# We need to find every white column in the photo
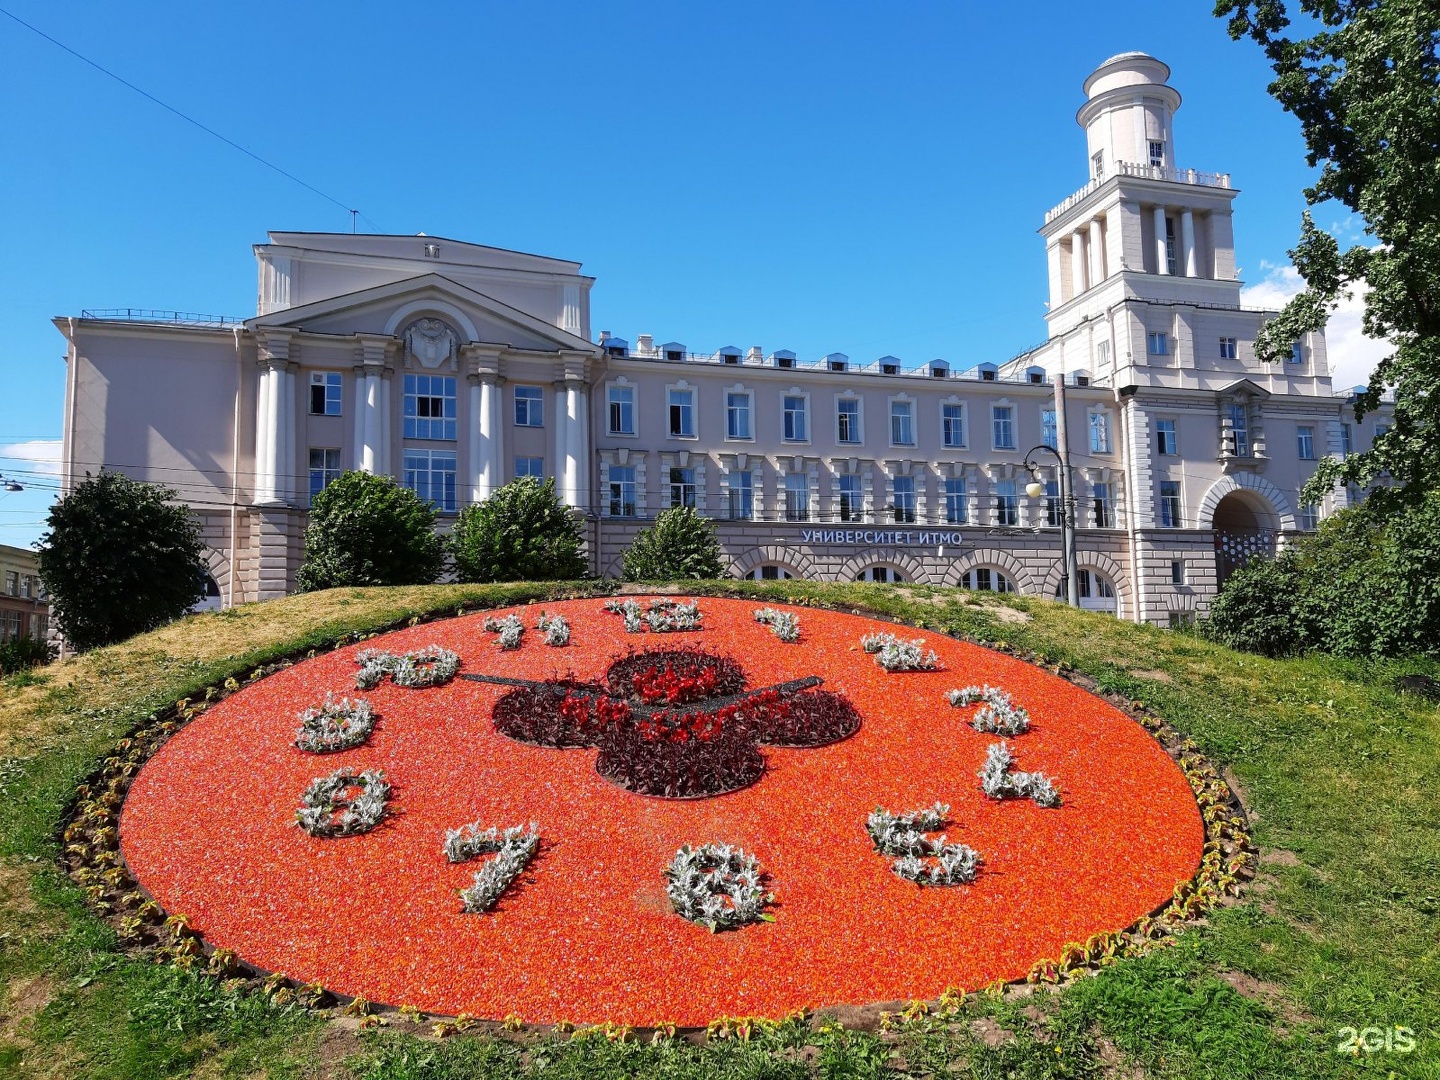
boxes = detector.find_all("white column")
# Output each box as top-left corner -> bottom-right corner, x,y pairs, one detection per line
1070,229 -> 1088,296
378,374 -> 391,476
352,369 -> 367,471
468,377 -> 485,503
1087,217 -> 1105,285
253,365 -> 276,503
278,365 -> 295,503
553,382 -> 570,501
360,372 -> 380,473
490,380 -> 505,488
1181,209 -> 1197,278
1153,205 -> 1170,274
575,386 -> 590,512
564,383 -> 581,506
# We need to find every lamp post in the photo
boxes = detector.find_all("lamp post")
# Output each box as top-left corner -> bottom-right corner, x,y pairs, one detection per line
1023,374 -> 1080,607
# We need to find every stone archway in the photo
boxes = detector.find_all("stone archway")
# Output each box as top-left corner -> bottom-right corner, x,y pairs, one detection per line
1198,474 -> 1292,586
941,548 -> 1037,595
836,548 -> 933,585
729,545 -> 819,581
1040,549 -> 1131,619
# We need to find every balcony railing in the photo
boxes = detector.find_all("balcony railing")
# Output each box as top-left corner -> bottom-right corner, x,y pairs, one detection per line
79,308 -> 243,327
1044,161 -> 1233,223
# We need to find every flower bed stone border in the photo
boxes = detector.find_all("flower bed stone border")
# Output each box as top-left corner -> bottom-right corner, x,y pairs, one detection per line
296,767 -> 391,837
294,693 -> 376,753
664,842 -> 774,932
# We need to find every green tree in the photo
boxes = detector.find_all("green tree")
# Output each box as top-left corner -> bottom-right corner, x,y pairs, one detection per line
621,506 -> 727,582
1216,0 -> 1440,509
296,471 -> 443,591
1202,552 -> 1307,657
37,472 -> 206,651
448,476 -> 588,583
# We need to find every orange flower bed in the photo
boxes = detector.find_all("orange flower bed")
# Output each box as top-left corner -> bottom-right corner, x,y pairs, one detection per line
119,598 -> 1202,1025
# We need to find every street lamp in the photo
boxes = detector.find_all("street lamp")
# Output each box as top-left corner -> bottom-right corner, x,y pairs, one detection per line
1022,444 -> 1079,607
0,474 -> 23,493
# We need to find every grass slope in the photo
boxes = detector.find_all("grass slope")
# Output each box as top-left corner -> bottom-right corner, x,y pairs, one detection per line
0,581 -> 1436,1079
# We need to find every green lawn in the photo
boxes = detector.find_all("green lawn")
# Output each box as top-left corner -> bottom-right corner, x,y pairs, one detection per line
1,580 -> 1436,1079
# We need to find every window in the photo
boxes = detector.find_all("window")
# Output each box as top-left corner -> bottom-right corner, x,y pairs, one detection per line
855,566 -> 902,583
995,479 -> 1018,526
1299,504 -> 1320,530
1041,408 -> 1057,450
3,571 -> 16,596
1089,410 -> 1112,454
1171,560 -> 1185,585
403,449 -> 457,512
309,372 -> 342,416
1149,140 -> 1166,168
1,611 -> 19,642
308,448 -> 341,504
668,388 -> 695,437
1044,480 -> 1061,527
889,400 -> 914,446
746,566 -> 794,581
837,399 -> 861,444
783,395 -> 808,442
942,404 -> 965,448
992,405 -> 1016,450
1297,425 -> 1315,460
1165,216 -> 1177,275
728,471 -> 755,520
608,465 -> 636,517
1156,419 -> 1177,456
726,392 -> 752,440
1092,150 -> 1105,179
669,466 -> 697,509
944,478 -> 968,524
892,476 -> 917,523
784,474 -> 809,521
1167,612 -> 1195,630
515,456 -> 544,478
1219,338 -> 1238,360
1228,403 -> 1250,457
1289,342 -> 1304,364
403,374 -> 457,440
1340,422 -> 1353,457
962,568 -> 1014,593
514,385 -> 544,428
1159,480 -> 1181,528
1096,339 -> 1111,367
838,474 -> 863,522
607,385 -> 634,435
1375,423 -> 1392,441
1092,482 -> 1114,528
1148,331 -> 1169,356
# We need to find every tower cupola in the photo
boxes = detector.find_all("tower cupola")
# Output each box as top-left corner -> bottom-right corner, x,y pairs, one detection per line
1078,52 -> 1181,182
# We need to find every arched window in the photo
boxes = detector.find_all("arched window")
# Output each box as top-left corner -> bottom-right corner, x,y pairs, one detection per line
190,573 -> 223,613
1055,569 -> 1118,615
855,566 -> 903,583
745,566 -> 794,581
960,567 -> 1014,593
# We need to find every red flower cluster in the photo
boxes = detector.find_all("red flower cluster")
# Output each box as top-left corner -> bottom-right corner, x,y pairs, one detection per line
630,661 -> 722,706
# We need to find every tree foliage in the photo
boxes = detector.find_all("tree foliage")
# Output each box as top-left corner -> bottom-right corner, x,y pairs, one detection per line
448,477 -> 588,583
1216,0 -> 1440,508
620,506 -> 727,582
296,471 -> 444,591
37,472 -> 206,651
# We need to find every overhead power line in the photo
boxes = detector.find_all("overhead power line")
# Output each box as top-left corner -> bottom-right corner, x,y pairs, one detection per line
0,5 -> 380,231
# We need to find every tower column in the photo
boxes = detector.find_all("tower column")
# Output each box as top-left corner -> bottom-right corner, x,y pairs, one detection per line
1153,205 -> 1170,274
1087,217 -> 1105,284
278,362 -> 296,502
253,362 -> 277,504
468,374 -> 485,504
1070,228 -> 1088,295
1181,209 -> 1197,277
553,380 -> 570,501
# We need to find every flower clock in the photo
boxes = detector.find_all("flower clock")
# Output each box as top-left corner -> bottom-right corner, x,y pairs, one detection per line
117,597 -> 1207,1026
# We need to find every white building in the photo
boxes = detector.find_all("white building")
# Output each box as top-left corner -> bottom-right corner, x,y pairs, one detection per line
54,53 -> 1388,624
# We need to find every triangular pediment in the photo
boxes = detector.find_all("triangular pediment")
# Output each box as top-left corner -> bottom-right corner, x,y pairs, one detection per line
245,273 -> 599,355
1217,378 -> 1271,399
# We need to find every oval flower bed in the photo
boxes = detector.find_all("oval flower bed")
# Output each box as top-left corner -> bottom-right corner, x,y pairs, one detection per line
117,597 -> 1204,1026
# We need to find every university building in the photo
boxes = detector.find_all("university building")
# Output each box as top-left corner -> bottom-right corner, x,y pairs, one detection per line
54,53 -> 1388,624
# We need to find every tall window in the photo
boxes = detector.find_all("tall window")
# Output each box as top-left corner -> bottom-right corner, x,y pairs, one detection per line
1297,425 -> 1315,460
944,478 -> 968,524
309,372 -> 342,416
1159,480 -> 1181,528
608,465 -> 636,516
838,474 -> 862,522
403,449 -> 457,511
1228,403 -> 1250,457
1045,479 -> 1061,527
1289,342 -> 1304,364
1149,140 -> 1166,168
1041,408 -> 1057,450
784,473 -> 809,521
403,374 -> 457,440
962,568 -> 1014,593
728,471 -> 755,520
514,386 -> 543,427
515,456 -> 544,478
668,388 -> 695,437
1092,150 -> 1105,179
308,448 -> 341,504
669,466 -> 697,508
891,476 -> 916,523
1340,423 -> 1353,457
1219,337 -> 1238,360
607,385 -> 634,434
1156,419 -> 1178,456
3,572 -> 15,596
1299,504 -> 1319,530
783,396 -> 808,441
726,392 -> 752,440
1089,410 -> 1111,454
1165,216 -> 1177,274
942,404 -> 965,448
1096,339 -> 1111,367
1092,482 -> 1114,528
1148,331 -> 1169,356
995,479 -> 1018,526
992,405 -> 1016,450
890,401 -> 914,446
837,399 -> 861,444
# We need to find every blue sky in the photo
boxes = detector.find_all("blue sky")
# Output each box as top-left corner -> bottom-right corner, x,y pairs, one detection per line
0,1 -> 1380,547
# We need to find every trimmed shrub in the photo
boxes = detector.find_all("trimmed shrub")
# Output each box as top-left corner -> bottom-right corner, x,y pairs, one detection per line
1201,553 -> 1306,658
621,506 -> 726,581
296,471 -> 443,591
448,477 -> 587,584
0,635 -> 56,675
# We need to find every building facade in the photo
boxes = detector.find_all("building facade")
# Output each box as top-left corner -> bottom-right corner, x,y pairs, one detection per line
55,53 -> 1388,624
0,544 -> 49,644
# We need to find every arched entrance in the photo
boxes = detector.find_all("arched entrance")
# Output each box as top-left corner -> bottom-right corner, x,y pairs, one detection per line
1212,490 -> 1278,585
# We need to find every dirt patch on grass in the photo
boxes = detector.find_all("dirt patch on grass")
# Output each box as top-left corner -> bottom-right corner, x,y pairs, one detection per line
968,1016 -> 1015,1047
1261,848 -> 1302,869
1219,970 -> 1311,1030
1129,669 -> 1174,684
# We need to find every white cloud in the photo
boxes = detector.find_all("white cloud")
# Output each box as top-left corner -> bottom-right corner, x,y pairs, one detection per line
0,439 -> 64,478
1241,261 -> 1393,392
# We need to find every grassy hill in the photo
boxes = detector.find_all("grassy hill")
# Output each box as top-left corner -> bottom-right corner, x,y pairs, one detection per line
1,580 -> 1436,1079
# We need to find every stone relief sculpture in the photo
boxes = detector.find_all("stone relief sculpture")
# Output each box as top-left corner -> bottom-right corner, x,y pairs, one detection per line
403,318 -> 459,369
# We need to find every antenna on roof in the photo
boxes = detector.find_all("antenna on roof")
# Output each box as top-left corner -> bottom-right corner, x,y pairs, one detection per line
350,210 -> 358,233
